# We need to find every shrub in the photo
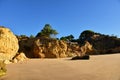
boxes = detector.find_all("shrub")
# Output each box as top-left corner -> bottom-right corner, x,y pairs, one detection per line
0,61 -> 7,77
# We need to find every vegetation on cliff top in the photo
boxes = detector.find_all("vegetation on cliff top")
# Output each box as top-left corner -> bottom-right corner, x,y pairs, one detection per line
36,24 -> 58,38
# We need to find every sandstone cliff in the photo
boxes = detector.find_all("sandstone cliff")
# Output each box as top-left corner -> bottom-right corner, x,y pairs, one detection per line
0,27 -> 19,60
18,36 -> 93,58
79,30 -> 120,54
18,37 -> 68,58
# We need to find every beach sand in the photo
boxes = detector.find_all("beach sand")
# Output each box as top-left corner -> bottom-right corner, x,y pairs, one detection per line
1,54 -> 120,80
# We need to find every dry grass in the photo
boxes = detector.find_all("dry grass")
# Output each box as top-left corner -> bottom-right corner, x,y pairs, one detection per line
0,61 -> 7,77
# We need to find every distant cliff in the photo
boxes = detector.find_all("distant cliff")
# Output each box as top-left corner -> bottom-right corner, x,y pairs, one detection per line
78,30 -> 120,54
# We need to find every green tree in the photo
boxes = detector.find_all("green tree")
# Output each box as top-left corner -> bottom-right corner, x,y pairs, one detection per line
79,30 -> 95,44
60,34 -> 74,41
36,24 -> 58,38
66,34 -> 74,41
29,35 -> 35,38
19,35 -> 28,38
60,37 -> 67,41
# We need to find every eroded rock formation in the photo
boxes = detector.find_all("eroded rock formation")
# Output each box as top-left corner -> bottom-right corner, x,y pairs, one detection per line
18,36 -> 93,58
0,27 -> 19,60
12,52 -> 28,63
19,37 -> 68,58
80,41 -> 93,56
34,38 -> 68,58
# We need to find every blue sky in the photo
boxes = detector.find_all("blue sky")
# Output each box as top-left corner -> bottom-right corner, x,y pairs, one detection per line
0,0 -> 120,39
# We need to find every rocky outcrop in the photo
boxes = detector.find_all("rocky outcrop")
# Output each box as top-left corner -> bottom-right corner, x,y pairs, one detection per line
89,35 -> 120,54
67,41 -> 93,56
66,42 -> 81,57
70,41 -> 93,60
18,36 -> 93,58
79,41 -> 93,55
19,37 -> 68,58
0,27 -> 19,60
33,38 -> 68,58
12,52 -> 28,63
79,30 -> 120,54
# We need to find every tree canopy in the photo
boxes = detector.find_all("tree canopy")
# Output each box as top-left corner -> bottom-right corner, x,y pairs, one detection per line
78,30 -> 95,44
60,34 -> 74,41
36,24 -> 58,38
79,30 -> 95,40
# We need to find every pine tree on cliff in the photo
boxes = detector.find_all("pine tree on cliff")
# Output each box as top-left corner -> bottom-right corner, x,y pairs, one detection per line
36,24 -> 58,38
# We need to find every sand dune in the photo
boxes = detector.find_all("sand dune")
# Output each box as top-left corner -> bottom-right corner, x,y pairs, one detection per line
1,54 -> 120,80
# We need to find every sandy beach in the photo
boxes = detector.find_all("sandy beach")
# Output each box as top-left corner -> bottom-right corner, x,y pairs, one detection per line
1,53 -> 120,80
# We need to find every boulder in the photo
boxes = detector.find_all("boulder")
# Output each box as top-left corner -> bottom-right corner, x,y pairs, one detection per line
0,27 -> 19,60
12,52 -> 28,63
71,55 -> 90,60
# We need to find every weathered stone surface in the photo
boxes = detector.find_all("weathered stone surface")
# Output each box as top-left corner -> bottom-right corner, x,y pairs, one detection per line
66,43 -> 81,57
19,37 -> 68,58
71,41 -> 92,60
18,37 -> 93,58
80,41 -> 93,56
32,38 -> 68,58
0,27 -> 19,60
12,52 -> 28,63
